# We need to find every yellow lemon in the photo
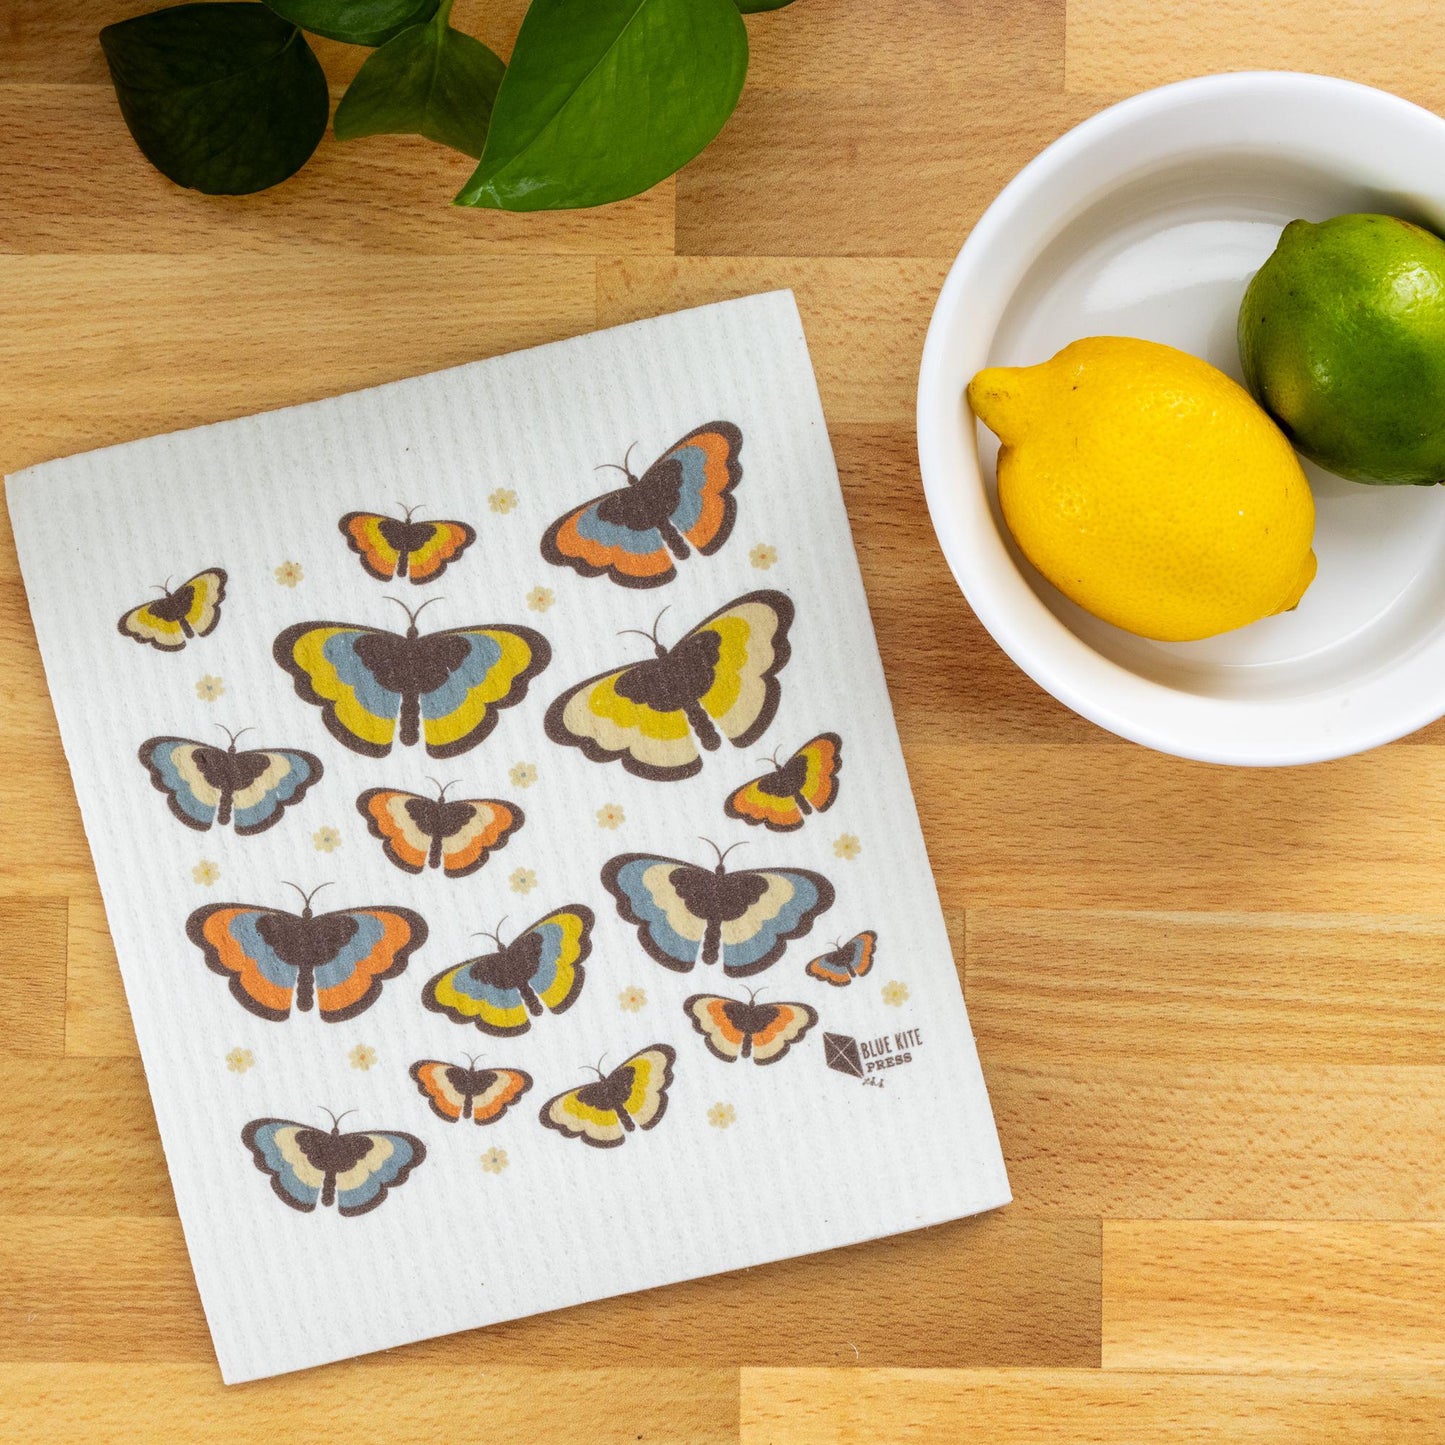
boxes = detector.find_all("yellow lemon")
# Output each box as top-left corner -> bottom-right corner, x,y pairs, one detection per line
967,337 -> 1317,643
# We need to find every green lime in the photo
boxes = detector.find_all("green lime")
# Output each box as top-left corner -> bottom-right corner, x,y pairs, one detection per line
1239,213 -> 1445,485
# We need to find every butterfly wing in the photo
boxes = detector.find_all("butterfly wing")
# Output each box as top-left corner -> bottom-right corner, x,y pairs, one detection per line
228,748 -> 323,835
241,1119 -> 324,1211
117,568 -> 227,650
718,868 -> 835,978
402,521 -> 476,583
340,513 -> 404,581
659,422 -> 743,553
410,1060 -> 467,1121
435,800 -> 524,876
333,1130 -> 426,1216
357,789 -> 432,873
806,952 -> 855,986
418,626 -> 552,759
310,907 -> 428,1021
187,906 -> 298,1019
138,737 -> 223,830
539,1045 -> 675,1148
744,1001 -> 819,1064
545,662 -> 703,782
724,776 -> 805,832
848,930 -> 877,979
274,623 -> 402,757
542,488 -> 676,588
688,590 -> 794,746
602,855 -> 709,971
795,733 -> 843,811
470,1068 -> 533,1124
684,994 -> 747,1061
806,932 -> 874,986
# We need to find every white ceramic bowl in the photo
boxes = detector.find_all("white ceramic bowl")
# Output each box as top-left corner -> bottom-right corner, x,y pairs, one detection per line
918,72 -> 1445,765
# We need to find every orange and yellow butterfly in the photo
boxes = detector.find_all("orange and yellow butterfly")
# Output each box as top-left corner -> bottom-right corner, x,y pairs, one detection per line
684,990 -> 818,1066
117,568 -> 226,651
805,931 -> 877,987
545,591 -> 793,782
409,1057 -> 532,1125
357,780 -> 523,877
539,1045 -> 676,1149
725,733 -> 842,833
339,507 -> 475,585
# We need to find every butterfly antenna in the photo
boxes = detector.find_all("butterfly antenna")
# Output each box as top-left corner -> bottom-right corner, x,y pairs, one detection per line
215,724 -> 254,750
283,881 -> 333,912
699,838 -> 747,868
150,578 -> 173,597
594,461 -> 631,478
584,1053 -> 609,1081
425,776 -> 462,801
464,1054 -> 480,1071
398,501 -> 423,521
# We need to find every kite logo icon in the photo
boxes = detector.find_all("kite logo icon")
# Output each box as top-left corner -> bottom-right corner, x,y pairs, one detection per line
824,1032 -> 864,1079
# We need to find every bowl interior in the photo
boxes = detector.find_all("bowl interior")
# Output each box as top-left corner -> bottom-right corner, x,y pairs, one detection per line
979,150 -> 1445,702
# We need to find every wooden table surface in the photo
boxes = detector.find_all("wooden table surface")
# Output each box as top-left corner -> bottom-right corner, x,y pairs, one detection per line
6,1 -> 1445,1439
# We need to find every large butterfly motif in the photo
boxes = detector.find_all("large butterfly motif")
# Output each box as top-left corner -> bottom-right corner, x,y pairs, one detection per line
602,843 -> 833,977
274,599 -> 550,760
339,507 -> 475,585
806,932 -> 877,987
725,733 -> 842,833
542,423 -> 742,589
422,907 -> 593,1036
138,727 -> 322,836
357,780 -> 523,877
409,1058 -> 533,1125
684,990 -> 818,1066
539,1045 -> 676,1149
545,591 -> 793,783
117,568 -> 227,651
242,1112 -> 424,1216
187,884 -> 427,1022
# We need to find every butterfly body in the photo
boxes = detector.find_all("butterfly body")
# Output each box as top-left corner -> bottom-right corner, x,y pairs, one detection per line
685,994 -> 818,1064
340,510 -> 475,584
117,569 -> 227,650
242,1117 -> 424,1215
409,1060 -> 532,1124
542,423 -> 742,588
539,1045 -> 676,1148
138,734 -> 322,835
806,931 -> 877,987
726,734 -> 843,833
357,786 -> 522,876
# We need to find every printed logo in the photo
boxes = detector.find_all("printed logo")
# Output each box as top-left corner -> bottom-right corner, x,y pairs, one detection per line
824,1026 -> 921,1088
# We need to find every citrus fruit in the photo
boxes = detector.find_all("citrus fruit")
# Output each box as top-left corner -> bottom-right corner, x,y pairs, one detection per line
967,336 -> 1317,642
1239,213 -> 1445,485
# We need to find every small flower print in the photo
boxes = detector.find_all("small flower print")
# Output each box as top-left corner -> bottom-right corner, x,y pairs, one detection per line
481,1147 -> 509,1174
707,1102 -> 737,1130
192,859 -> 220,887
597,803 -> 625,830
510,867 -> 537,894
489,488 -> 518,515
526,586 -> 554,613
509,762 -> 538,789
750,544 -> 778,570
881,981 -> 910,1008
313,826 -> 342,853
833,833 -> 861,860
225,1047 -> 254,1074
195,674 -> 225,703
618,985 -> 647,1013
349,1044 -> 378,1071
274,560 -> 304,588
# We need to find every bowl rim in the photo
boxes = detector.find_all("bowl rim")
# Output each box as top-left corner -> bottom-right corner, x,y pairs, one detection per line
916,70 -> 1445,766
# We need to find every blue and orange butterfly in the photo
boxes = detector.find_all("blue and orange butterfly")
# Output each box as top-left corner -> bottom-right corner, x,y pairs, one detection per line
356,779 -> 523,877
242,1110 -> 424,1217
422,907 -> 592,1036
539,1045 -> 676,1149
117,568 -> 227,651
274,598 -> 550,760
542,423 -> 742,589
725,733 -> 842,833
187,883 -> 426,1023
409,1057 -> 533,1125
805,931 -> 877,987
602,841 -> 834,978
339,506 -> 475,585
138,726 -> 322,836
545,592 -> 793,783
684,988 -> 818,1065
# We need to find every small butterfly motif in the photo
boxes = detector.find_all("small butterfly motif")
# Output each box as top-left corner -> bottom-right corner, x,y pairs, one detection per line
117,568 -> 227,651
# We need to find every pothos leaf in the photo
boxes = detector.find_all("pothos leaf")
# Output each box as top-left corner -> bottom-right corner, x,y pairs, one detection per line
263,0 -> 439,47
334,1 -> 503,158
100,2 -> 329,196
455,0 -> 749,212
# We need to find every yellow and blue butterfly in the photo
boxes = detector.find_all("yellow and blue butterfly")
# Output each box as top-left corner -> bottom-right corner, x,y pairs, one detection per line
117,568 -> 226,651
542,423 -> 742,589
806,931 -> 877,987
274,598 -> 550,760
539,1046 -> 676,1149
422,907 -> 592,1036
339,507 -> 475,585
242,1111 -> 425,1216
602,841 -> 834,977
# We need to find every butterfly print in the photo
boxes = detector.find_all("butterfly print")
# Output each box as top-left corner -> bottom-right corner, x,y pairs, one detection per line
274,598 -> 550,760
684,992 -> 818,1065
602,842 -> 834,978
187,883 -> 426,1022
422,907 -> 593,1036
539,1045 -> 676,1149
805,932 -> 877,987
545,590 -> 793,783
339,507 -> 475,585
357,780 -> 523,877
725,733 -> 842,833
542,423 -> 742,589
409,1058 -> 532,1125
242,1112 -> 424,1216
138,727 -> 322,836
117,568 -> 227,651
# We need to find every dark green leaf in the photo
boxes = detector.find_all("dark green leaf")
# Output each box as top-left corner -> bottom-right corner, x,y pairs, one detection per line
263,0 -> 438,47
734,0 -> 795,10
455,0 -> 748,212
100,3 -> 329,196
334,2 -> 502,159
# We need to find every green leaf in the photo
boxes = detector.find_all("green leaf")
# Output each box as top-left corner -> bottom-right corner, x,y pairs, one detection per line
334,2 -> 503,159
100,3 -> 329,196
455,0 -> 748,212
262,0 -> 439,47
734,0 -> 795,10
